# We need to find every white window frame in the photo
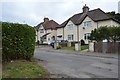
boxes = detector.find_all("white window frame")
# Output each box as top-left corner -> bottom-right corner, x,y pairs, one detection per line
67,24 -> 74,30
84,21 -> 92,27
40,29 -> 44,33
84,33 -> 90,40
68,34 -> 74,40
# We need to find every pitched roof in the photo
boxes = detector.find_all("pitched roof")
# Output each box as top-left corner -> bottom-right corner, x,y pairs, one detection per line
60,8 -> 120,28
35,20 -> 60,30
35,22 -> 43,31
43,20 -> 60,30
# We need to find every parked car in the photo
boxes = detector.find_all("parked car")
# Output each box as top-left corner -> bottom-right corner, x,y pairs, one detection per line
50,40 -> 61,48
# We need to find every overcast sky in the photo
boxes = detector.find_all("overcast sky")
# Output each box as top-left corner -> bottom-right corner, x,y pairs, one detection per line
1,0 -> 120,26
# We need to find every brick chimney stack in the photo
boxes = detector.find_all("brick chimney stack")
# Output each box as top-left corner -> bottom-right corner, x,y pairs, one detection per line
82,4 -> 89,13
44,17 -> 49,22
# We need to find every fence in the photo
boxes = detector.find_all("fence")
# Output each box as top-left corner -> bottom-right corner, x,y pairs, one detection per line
89,42 -> 119,53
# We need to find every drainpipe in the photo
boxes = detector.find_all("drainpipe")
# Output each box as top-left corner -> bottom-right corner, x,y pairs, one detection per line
77,25 -> 79,42
63,27 -> 64,40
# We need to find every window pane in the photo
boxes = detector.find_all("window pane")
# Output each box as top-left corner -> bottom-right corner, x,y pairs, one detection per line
40,29 -> 44,33
71,35 -> 73,40
67,24 -> 73,30
84,34 -> 86,40
68,35 -> 74,40
84,21 -> 92,27
84,33 -> 90,40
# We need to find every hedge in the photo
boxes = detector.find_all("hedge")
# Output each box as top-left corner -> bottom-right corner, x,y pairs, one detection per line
2,22 -> 35,61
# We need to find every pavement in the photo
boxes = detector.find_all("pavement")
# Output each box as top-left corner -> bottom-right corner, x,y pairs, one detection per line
35,46 -> 118,59
34,46 -> 118,78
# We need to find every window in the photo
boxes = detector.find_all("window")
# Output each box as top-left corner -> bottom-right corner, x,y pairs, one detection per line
40,29 -> 44,33
84,21 -> 92,27
67,24 -> 73,30
84,33 -> 90,40
68,35 -> 74,40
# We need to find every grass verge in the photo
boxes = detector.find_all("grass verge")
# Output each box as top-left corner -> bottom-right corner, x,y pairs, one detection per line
2,59 -> 49,78
61,45 -> 89,51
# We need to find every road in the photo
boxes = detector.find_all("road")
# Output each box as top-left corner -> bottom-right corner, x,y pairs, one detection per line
34,46 -> 118,78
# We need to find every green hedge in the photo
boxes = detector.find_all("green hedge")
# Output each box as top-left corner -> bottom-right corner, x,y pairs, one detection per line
2,22 -> 35,61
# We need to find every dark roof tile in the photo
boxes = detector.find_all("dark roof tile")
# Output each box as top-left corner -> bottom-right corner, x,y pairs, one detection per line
36,20 -> 60,30
60,8 -> 119,27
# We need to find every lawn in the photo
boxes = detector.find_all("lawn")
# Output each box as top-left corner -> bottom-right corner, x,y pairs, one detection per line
61,45 -> 89,51
2,59 -> 49,78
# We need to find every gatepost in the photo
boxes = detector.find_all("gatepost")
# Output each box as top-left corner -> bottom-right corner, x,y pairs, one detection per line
54,42 -> 59,49
89,42 -> 94,52
75,42 -> 81,51
102,39 -> 108,53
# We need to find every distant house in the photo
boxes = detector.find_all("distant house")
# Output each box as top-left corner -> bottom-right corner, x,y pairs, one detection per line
57,4 -> 120,44
35,18 -> 60,44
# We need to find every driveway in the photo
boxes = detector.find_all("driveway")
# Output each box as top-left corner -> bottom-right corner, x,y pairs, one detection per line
34,46 -> 118,78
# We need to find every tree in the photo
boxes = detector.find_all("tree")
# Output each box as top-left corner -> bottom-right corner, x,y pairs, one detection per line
106,11 -> 120,22
90,26 -> 120,42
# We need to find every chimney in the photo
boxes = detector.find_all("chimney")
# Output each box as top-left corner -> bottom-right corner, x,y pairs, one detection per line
44,17 -> 49,22
82,4 -> 89,13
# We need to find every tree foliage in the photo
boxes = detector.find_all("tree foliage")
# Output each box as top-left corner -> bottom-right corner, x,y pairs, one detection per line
90,26 -> 120,42
106,11 -> 120,22
2,22 -> 36,61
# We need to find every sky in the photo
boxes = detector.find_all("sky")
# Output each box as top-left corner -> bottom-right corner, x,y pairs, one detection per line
0,0 -> 120,26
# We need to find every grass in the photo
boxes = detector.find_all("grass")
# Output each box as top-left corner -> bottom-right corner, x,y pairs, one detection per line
62,46 -> 75,50
61,45 -> 89,51
81,45 -> 89,50
2,59 -> 49,78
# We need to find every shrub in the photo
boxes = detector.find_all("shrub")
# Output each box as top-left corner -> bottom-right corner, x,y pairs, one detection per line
80,39 -> 85,45
59,42 -> 67,47
2,22 -> 35,61
56,45 -> 62,49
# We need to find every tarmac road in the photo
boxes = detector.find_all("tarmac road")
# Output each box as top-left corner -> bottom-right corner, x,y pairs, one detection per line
34,46 -> 118,78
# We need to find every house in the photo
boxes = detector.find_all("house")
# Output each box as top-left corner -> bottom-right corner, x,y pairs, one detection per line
35,18 -> 60,44
57,4 -> 120,44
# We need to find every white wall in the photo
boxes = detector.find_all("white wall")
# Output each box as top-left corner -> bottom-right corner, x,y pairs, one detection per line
64,21 -> 78,42
79,16 -> 97,44
79,16 -> 120,44
57,28 -> 64,40
97,20 -> 119,27
36,25 -> 46,43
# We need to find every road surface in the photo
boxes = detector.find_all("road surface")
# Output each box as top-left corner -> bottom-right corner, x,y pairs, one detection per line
34,46 -> 118,78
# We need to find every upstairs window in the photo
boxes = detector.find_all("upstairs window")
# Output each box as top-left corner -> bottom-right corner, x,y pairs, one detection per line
67,24 -> 74,30
40,29 -> 44,33
84,21 -> 92,27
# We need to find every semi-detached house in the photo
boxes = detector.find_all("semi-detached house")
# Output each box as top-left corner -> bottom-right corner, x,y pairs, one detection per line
57,5 -> 120,44
36,5 -> 120,44
35,18 -> 60,44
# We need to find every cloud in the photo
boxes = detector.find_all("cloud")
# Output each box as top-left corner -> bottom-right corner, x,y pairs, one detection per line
1,0 -> 120,26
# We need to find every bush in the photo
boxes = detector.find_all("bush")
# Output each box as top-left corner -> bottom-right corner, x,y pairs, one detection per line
59,42 -> 67,47
80,39 -> 85,45
56,45 -> 62,49
2,22 -> 35,61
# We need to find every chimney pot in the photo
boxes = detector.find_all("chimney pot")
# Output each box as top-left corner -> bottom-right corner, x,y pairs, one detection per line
83,4 -> 89,13
44,17 -> 49,22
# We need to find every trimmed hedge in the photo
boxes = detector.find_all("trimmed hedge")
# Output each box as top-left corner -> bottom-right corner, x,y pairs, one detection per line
2,22 -> 35,61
